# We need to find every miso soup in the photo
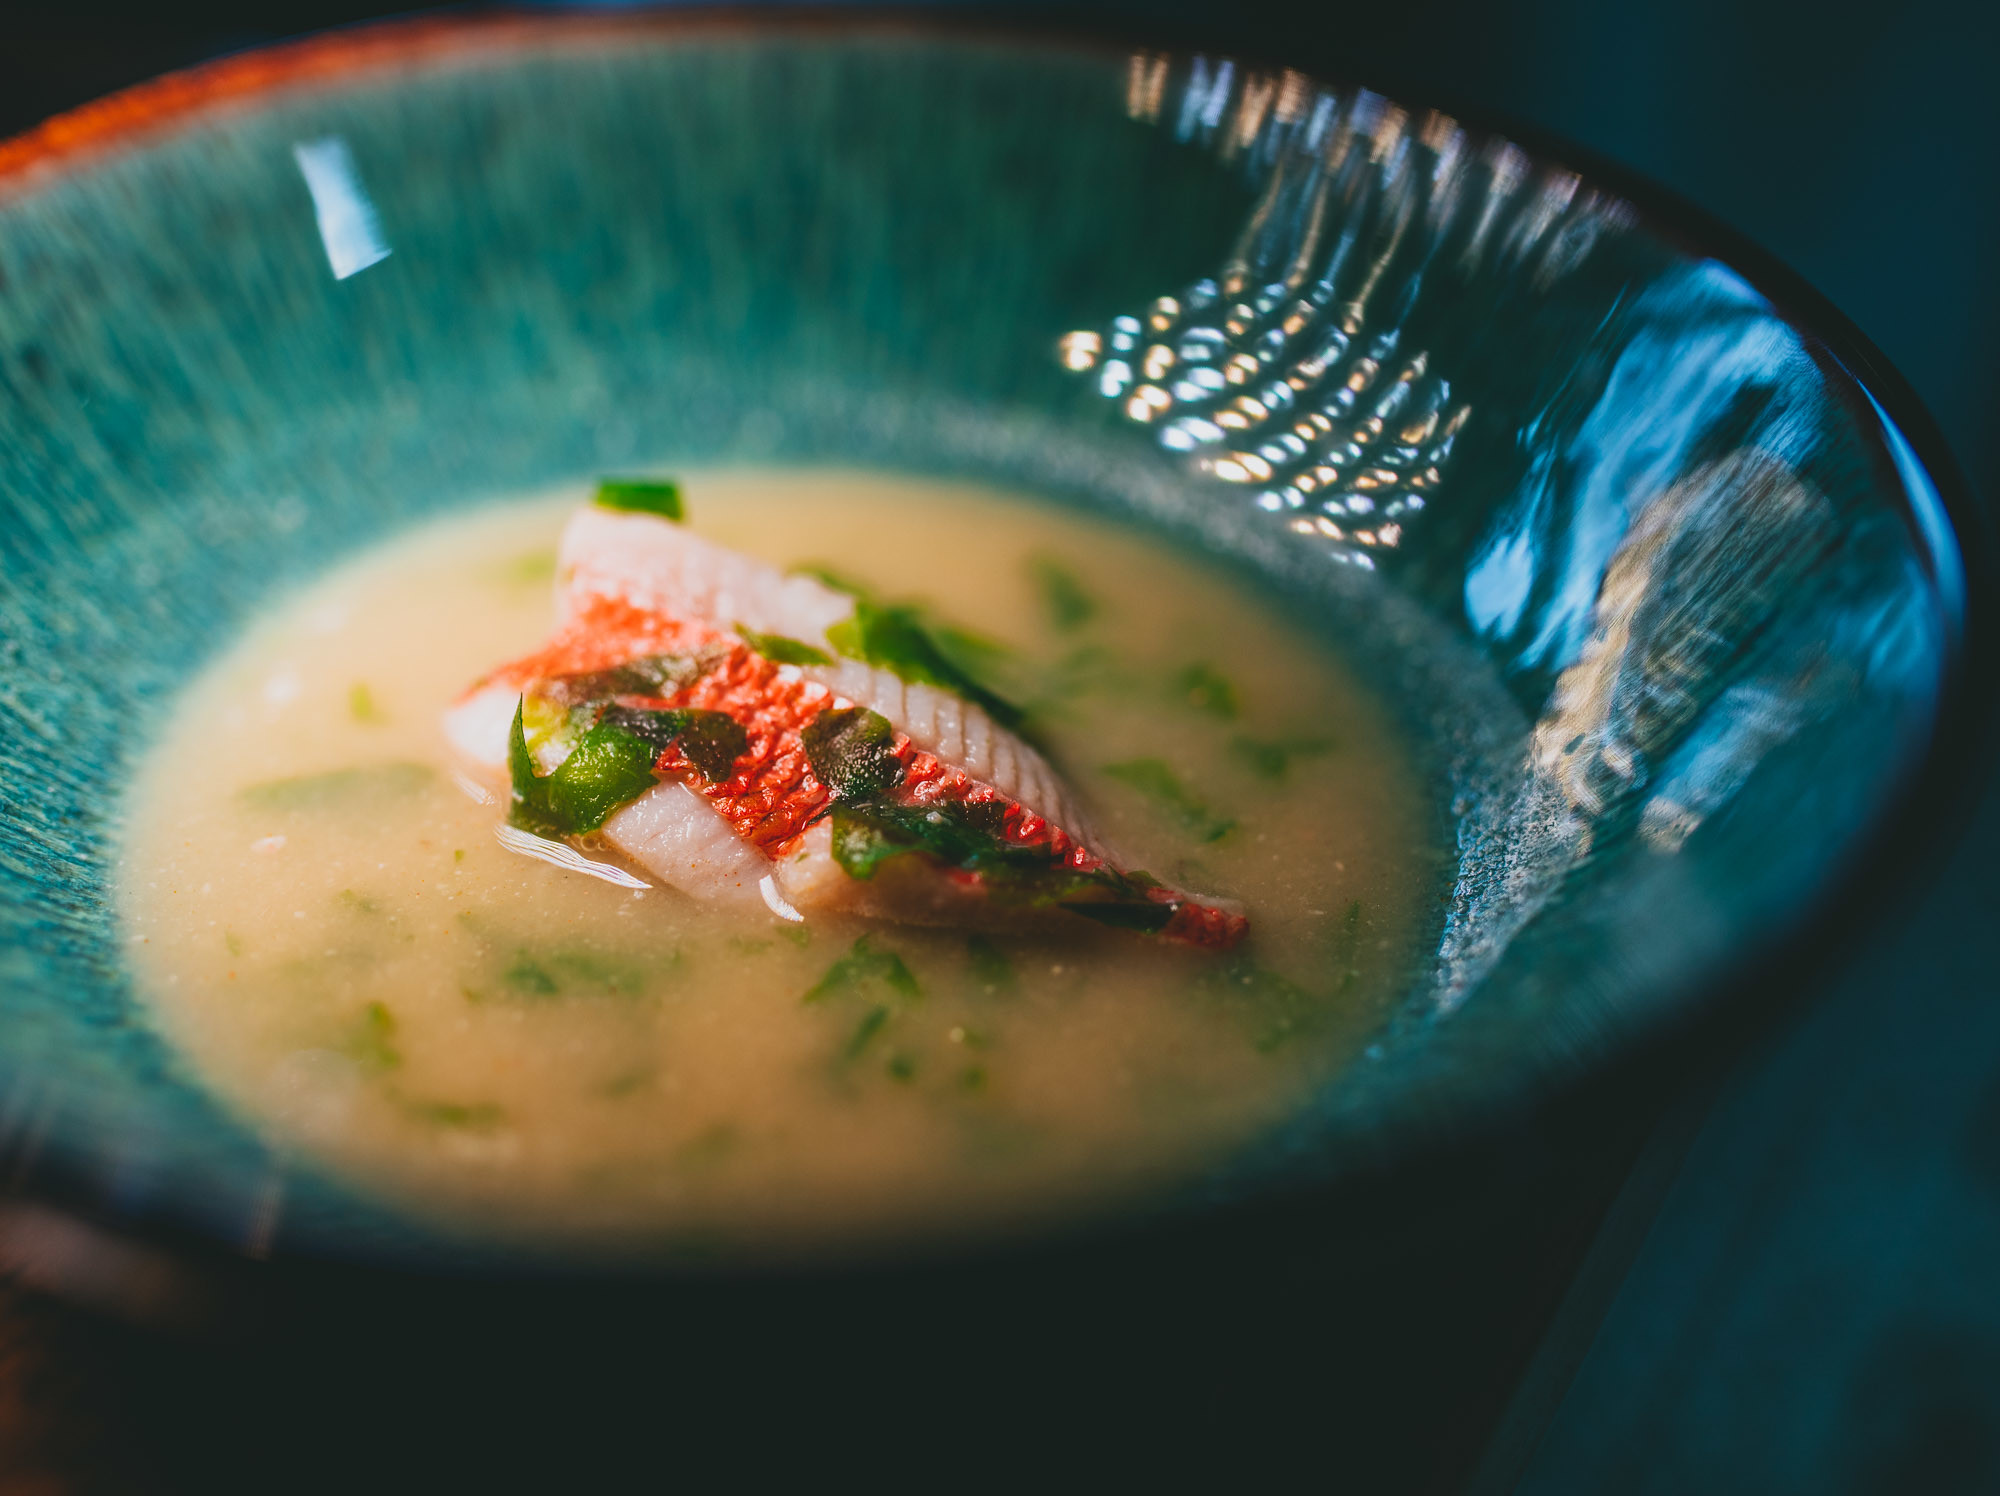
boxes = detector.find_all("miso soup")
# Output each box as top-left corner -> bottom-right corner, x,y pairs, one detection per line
119,472 -> 1437,1257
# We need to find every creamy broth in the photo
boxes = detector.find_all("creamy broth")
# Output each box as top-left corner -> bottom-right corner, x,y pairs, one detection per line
120,473 -> 1436,1257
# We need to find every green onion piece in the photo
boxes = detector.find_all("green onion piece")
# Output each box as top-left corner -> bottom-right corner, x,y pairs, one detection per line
826,599 -> 1027,729
1028,554 -> 1097,632
803,934 -> 922,1005
593,478 -> 684,522
1230,734 -> 1335,781
1100,757 -> 1236,843
241,761 -> 434,812
1173,663 -> 1241,720
734,623 -> 832,666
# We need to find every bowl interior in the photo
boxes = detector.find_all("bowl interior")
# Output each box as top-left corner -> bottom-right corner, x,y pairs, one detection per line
0,19 -> 1965,1264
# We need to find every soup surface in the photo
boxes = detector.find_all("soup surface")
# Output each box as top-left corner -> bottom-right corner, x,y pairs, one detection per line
120,472 -> 1437,1257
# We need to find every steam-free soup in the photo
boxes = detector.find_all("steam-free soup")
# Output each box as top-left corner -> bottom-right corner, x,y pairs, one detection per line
120,472 -> 1436,1257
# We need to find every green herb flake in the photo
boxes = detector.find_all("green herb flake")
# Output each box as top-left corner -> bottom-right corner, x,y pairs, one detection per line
539,652 -> 709,708
1101,757 -> 1236,843
335,888 -> 380,915
344,1001 -> 401,1074
407,1100 -> 505,1130
958,1066 -> 989,1094
511,698 -> 746,837
543,721 -> 660,833
827,600 -> 1026,728
966,935 -> 1015,994
348,682 -> 386,725
803,934 -> 922,1005
600,1070 -> 652,1099
490,548 -> 558,588
844,1005 -> 891,1061
1028,554 -> 1098,632
223,931 -> 244,958
453,849 -> 466,865
502,952 -> 561,997
886,1053 -> 918,1082
1174,663 -> 1241,720
593,477 -> 684,522
801,707 -> 904,802
791,563 -> 872,596
779,924 -> 813,949
677,1123 -> 740,1169
1231,734 -> 1335,781
240,761 -> 433,813
734,623 -> 832,666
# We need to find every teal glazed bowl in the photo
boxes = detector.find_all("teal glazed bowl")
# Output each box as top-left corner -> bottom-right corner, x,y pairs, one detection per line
0,10 -> 1985,1276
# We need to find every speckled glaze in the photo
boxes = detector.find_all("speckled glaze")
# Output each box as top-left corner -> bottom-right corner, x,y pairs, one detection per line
0,14 -> 1977,1268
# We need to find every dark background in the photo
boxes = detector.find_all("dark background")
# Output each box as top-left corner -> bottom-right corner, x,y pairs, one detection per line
0,1 -> 1995,1490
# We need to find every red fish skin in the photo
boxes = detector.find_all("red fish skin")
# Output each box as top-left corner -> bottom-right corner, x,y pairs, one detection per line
480,595 -> 1248,950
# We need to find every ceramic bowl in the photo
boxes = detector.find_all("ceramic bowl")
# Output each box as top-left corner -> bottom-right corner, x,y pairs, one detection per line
0,11 -> 1984,1275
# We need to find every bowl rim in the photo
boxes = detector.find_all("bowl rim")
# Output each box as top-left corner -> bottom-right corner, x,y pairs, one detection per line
0,4 -> 1992,1284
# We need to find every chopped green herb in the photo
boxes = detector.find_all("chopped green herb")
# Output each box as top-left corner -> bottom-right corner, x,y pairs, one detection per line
538,652 -> 709,708
827,600 -> 1026,728
966,935 -> 1015,993
728,935 -> 775,956
1028,554 -> 1098,632
344,1001 -> 400,1074
886,1053 -> 919,1082
791,563 -> 872,596
779,924 -> 813,950
540,719 -> 662,832
734,623 -> 831,666
803,934 -> 922,1005
1101,758 -> 1236,843
223,931 -> 244,957
549,947 -> 654,997
599,1070 -> 652,1099
348,682 -> 386,724
485,943 -> 662,1002
508,699 -> 746,837
240,761 -> 433,813
489,548 -> 558,587
844,1005 -> 891,1061
502,952 -> 560,997
597,705 -> 748,783
593,477 -> 684,522
958,1065 -> 988,1094
406,1100 -> 505,1130
826,798 -> 1179,930
1174,663 -> 1241,720
676,1123 -> 740,1169
801,707 -> 904,802
1231,734 -> 1335,781
453,848 -> 466,864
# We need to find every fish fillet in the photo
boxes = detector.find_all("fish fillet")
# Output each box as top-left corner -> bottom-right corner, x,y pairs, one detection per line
445,503 -> 1246,950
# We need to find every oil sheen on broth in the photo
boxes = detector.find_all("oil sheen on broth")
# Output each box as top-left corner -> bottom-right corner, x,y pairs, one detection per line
120,473 -> 1435,1257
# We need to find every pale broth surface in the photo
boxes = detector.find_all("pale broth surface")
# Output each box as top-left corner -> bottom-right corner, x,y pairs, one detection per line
120,473 -> 1435,1256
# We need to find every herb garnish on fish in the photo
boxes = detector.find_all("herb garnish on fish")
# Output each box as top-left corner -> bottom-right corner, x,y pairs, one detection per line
802,707 -> 1178,932
507,699 -> 749,836
733,624 -> 833,666
593,478 -> 685,522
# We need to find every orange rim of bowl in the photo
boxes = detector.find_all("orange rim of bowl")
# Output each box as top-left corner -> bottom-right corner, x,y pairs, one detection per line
0,8 -> 964,195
